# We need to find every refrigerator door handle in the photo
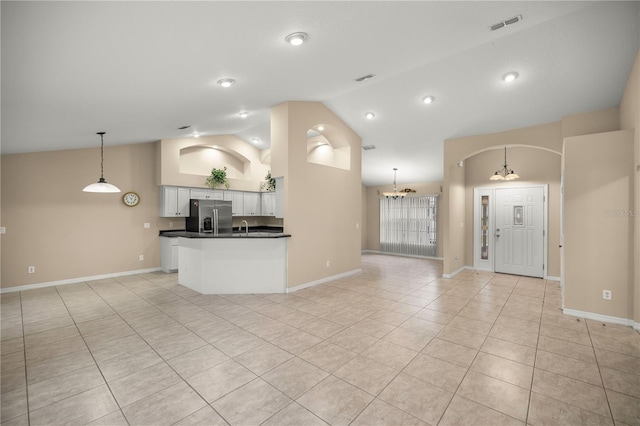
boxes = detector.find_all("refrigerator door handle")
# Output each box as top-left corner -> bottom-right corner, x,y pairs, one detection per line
213,209 -> 218,235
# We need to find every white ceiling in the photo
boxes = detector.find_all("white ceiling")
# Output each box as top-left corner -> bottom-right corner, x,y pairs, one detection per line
2,1 -> 638,186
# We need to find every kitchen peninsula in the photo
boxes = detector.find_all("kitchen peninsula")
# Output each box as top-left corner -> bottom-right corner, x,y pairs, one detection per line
161,231 -> 290,294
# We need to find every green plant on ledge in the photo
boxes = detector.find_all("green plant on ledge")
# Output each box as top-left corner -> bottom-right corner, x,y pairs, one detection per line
206,167 -> 230,189
260,171 -> 276,192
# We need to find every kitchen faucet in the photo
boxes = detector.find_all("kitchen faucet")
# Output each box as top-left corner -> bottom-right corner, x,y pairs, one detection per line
239,220 -> 249,236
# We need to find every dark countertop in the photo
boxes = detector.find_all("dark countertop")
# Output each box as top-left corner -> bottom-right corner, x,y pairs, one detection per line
159,229 -> 290,239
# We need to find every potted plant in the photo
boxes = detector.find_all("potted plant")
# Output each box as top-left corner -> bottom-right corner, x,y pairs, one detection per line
206,167 -> 230,189
260,171 -> 276,192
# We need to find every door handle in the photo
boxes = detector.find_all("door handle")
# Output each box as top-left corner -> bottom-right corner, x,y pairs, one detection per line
495,228 -> 500,238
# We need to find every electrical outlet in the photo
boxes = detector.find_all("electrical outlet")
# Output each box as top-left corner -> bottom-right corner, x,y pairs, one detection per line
139,255 -> 144,261
603,290 -> 612,300
326,260 -> 330,268
169,221 -> 174,228
144,223 -> 151,229
0,227 -> 6,234
28,266 -> 35,274
355,223 -> 359,229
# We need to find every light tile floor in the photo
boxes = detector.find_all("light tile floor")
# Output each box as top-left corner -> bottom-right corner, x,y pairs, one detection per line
1,253 -> 639,425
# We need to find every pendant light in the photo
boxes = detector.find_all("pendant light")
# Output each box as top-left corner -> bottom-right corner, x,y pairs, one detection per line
83,132 -> 121,193
382,168 -> 407,198
489,146 -> 520,181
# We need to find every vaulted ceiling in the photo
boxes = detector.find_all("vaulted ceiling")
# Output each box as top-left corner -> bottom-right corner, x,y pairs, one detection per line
2,1 -> 638,185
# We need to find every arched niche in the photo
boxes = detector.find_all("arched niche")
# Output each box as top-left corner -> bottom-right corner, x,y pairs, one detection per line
306,126 -> 350,171
179,145 -> 249,179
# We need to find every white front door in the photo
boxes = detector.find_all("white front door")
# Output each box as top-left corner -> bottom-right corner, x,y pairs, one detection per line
494,187 -> 545,278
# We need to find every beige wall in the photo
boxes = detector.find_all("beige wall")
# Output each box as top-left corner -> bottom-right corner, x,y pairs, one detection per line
443,121 -> 563,275
619,48 -> 639,324
1,142 -> 172,289
443,91 -> 636,322
562,107 -> 620,138
363,182 -> 443,257
463,147 -> 561,277
157,135 -> 270,191
563,130 -> 634,318
271,101 -> 362,288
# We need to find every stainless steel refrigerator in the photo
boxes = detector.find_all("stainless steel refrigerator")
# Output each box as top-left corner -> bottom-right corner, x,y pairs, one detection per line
186,199 -> 232,234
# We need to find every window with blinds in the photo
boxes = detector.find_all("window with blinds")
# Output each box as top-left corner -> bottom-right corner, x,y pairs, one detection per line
380,195 -> 438,257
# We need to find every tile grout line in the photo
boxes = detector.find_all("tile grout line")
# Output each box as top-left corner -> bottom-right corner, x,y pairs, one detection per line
523,278 -> 546,425
52,285 -> 128,425
84,277 -> 224,425
585,317 -> 616,423
18,290 -> 32,426
13,259 -> 636,426
434,273 -> 521,425
263,273 -> 447,425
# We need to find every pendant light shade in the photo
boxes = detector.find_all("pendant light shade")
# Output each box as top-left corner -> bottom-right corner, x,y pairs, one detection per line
382,168 -> 407,198
83,132 -> 121,193
489,147 -> 520,181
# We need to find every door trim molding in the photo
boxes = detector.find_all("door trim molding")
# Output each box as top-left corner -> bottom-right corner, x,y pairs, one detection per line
473,185 -> 549,279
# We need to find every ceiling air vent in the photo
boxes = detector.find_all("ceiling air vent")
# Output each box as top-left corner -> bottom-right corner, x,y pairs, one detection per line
490,15 -> 522,31
362,144 -> 376,150
178,125 -> 191,130
355,74 -> 376,82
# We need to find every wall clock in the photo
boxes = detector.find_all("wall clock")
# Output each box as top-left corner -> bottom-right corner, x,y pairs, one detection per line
122,191 -> 140,207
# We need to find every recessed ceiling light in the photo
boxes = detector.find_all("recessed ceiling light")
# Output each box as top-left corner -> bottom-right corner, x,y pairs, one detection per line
422,95 -> 435,104
317,125 -> 325,131
217,78 -> 235,88
365,112 -> 375,120
285,32 -> 308,46
251,138 -> 260,144
502,72 -> 519,83
192,132 -> 200,138
238,111 -> 249,118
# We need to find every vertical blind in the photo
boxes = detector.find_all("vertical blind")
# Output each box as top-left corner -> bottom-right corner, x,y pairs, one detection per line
380,195 -> 438,257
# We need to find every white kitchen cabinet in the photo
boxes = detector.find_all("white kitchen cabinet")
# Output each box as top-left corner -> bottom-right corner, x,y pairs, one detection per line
275,177 -> 284,218
261,192 -> 276,216
243,192 -> 261,216
223,191 -> 245,216
160,186 -> 191,217
190,188 -> 224,200
160,236 -> 179,273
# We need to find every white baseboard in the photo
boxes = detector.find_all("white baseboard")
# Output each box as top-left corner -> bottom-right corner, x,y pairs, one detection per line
562,308 -> 637,329
0,267 -> 162,294
362,250 -> 442,261
546,275 -> 561,282
287,269 -> 361,293
442,266 -> 472,278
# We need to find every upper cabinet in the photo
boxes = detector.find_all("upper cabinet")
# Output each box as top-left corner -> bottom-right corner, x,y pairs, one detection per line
160,186 -> 191,217
190,188 -> 223,200
159,185 -> 283,218
224,191 -> 245,216
275,176 -> 284,219
261,192 -> 276,216
243,192 -> 261,216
